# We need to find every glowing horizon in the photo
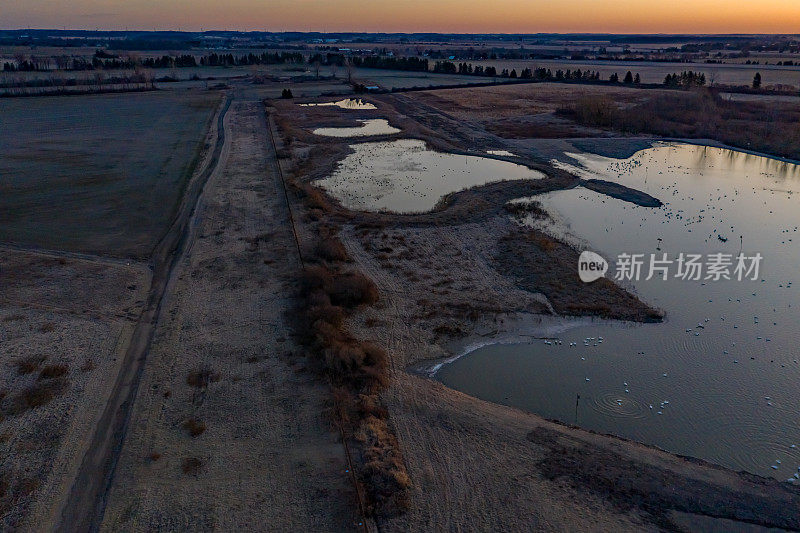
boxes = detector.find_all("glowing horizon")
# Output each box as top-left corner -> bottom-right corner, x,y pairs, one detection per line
2,0 -> 800,35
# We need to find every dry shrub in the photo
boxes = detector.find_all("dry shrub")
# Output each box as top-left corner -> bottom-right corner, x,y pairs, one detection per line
15,356 -> 45,375
1,379 -> 68,417
303,266 -> 379,309
302,186 -> 333,213
306,299 -> 346,329
39,322 -> 56,333
556,95 -> 617,127
328,273 -> 379,308
181,457 -> 204,476
186,367 -> 221,388
38,364 -> 68,380
356,415 -> 412,517
148,452 -> 162,462
317,236 -> 351,262
0,471 -> 40,516
183,418 -> 206,437
292,188 -> 409,518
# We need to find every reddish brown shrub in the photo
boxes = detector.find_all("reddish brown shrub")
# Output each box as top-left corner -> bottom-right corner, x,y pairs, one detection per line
183,418 -> 207,437
181,457 -> 204,476
317,236 -> 351,262
38,364 -> 68,380
186,367 -> 220,388
15,357 -> 45,375
327,272 -> 379,308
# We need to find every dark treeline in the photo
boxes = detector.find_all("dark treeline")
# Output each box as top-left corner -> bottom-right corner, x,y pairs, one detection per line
663,71 -> 707,87
431,60 -> 607,82
200,51 -> 303,67
350,55 -> 429,72
2,50 -> 303,73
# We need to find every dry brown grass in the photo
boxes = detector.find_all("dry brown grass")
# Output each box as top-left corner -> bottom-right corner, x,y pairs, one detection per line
497,230 -> 663,322
560,90 -> 800,160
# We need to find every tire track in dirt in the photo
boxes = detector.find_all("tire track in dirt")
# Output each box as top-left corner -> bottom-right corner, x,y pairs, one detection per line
54,94 -> 232,533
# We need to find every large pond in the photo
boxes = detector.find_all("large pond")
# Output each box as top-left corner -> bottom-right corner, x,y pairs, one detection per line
317,139 -> 545,213
437,142 -> 800,480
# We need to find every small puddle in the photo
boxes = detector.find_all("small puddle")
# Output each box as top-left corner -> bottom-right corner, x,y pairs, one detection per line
317,139 -> 545,213
312,119 -> 399,138
300,98 -> 378,110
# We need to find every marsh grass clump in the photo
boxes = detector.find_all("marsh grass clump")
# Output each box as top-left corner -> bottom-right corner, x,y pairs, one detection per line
505,200 -> 548,220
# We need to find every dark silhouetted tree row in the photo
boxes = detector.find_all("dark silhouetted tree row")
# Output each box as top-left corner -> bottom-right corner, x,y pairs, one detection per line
663,71 -> 707,87
142,55 -> 198,68
199,51 -> 303,67
350,55 -> 429,72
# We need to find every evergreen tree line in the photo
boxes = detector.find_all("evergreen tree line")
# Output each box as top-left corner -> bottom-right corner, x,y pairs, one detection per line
349,55 -> 429,72
663,71 -> 707,87
199,52 -> 303,67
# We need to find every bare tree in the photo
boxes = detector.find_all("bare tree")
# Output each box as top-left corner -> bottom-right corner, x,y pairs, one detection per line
93,71 -> 105,92
344,56 -> 355,84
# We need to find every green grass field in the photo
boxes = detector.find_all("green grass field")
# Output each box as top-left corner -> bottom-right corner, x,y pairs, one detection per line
0,90 -> 220,257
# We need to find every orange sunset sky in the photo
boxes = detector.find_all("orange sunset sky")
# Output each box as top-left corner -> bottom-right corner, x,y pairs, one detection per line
2,0 -> 800,33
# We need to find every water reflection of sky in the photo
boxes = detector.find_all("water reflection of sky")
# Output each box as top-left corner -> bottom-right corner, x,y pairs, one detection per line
439,142 -> 800,480
317,139 -> 544,213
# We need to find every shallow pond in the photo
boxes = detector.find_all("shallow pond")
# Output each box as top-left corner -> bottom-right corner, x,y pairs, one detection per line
316,139 -> 545,213
437,142 -> 800,480
300,98 -> 377,110
312,118 -> 400,137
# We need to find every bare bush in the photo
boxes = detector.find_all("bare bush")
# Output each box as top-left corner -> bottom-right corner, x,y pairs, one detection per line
182,418 -> 207,437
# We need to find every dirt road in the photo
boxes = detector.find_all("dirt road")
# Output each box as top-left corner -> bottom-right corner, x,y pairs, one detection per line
52,95 -> 231,532
90,96 -> 355,530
